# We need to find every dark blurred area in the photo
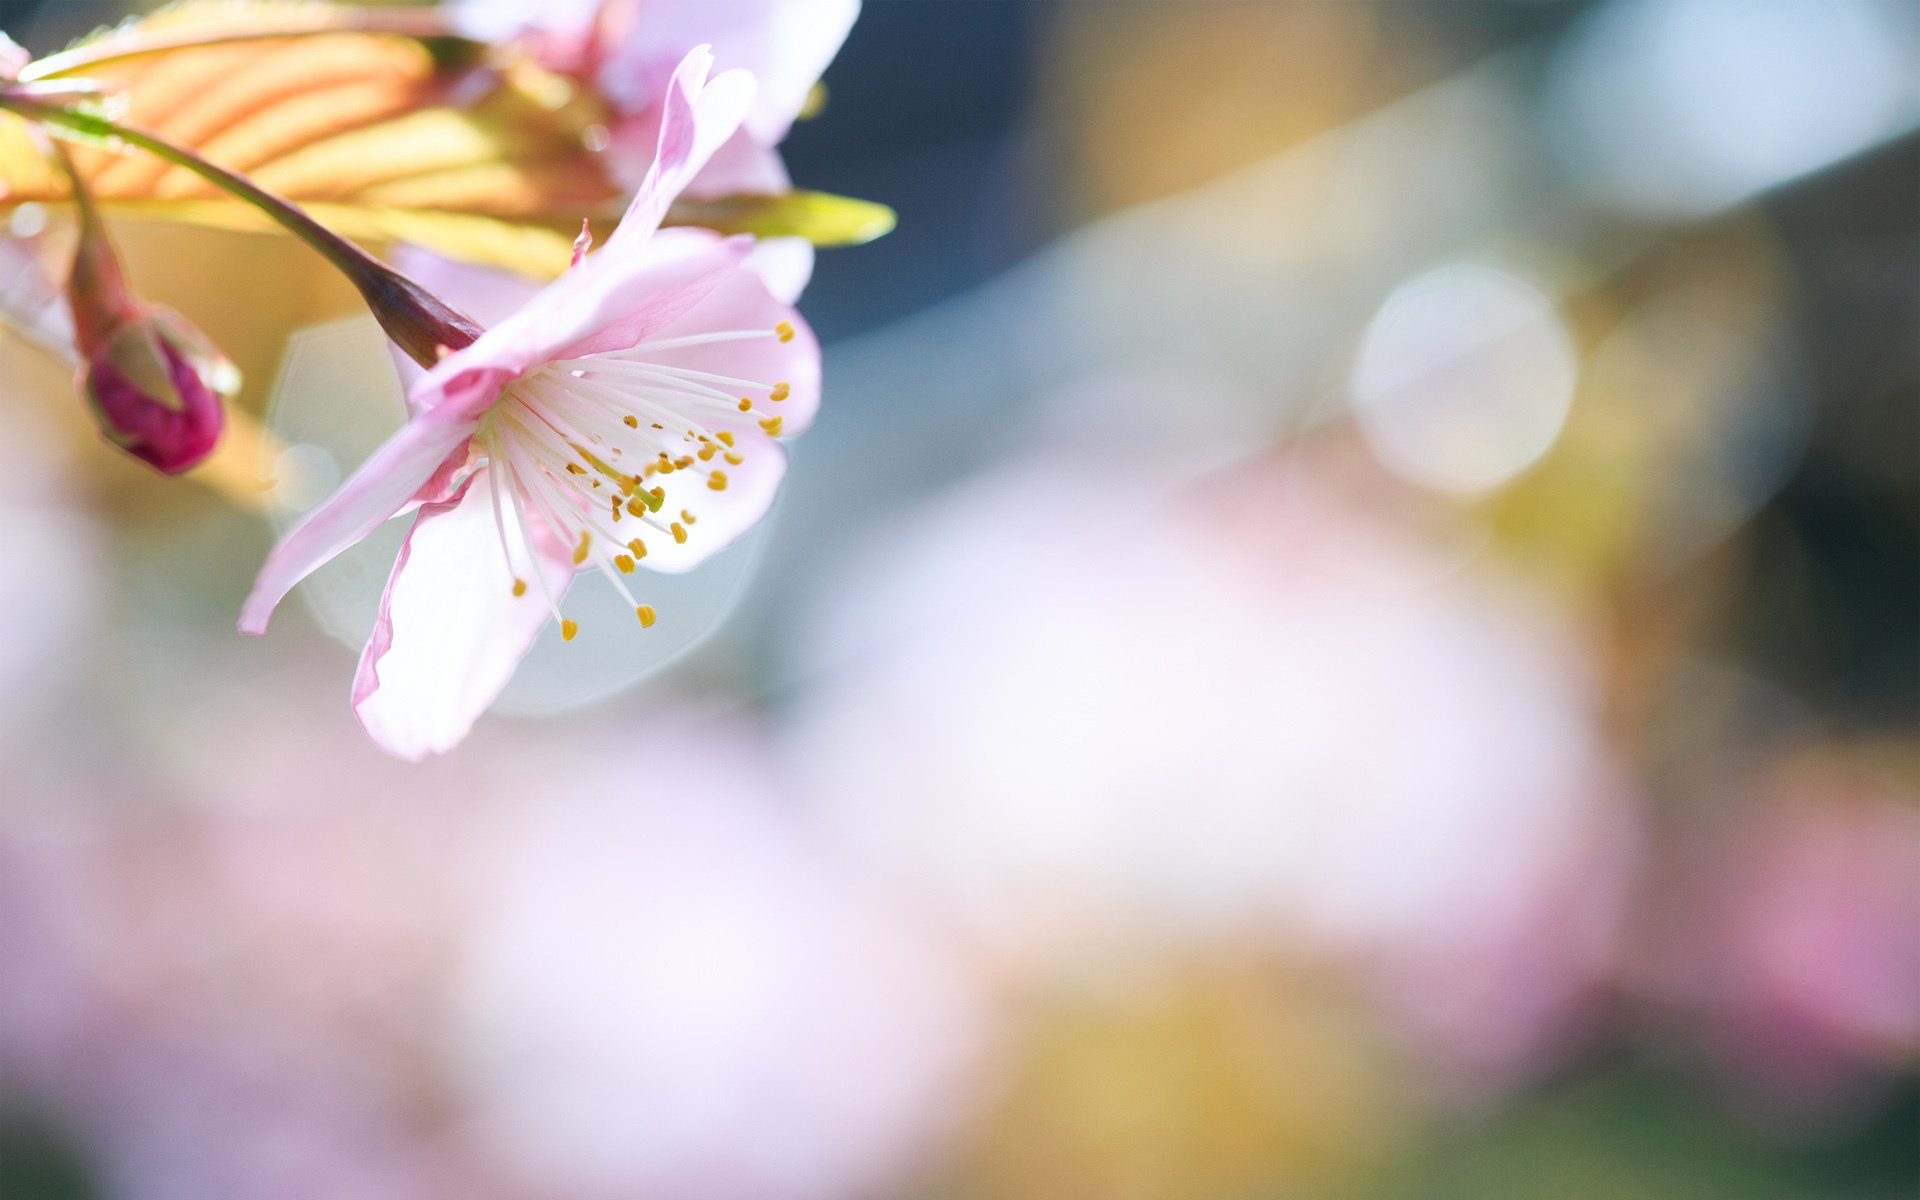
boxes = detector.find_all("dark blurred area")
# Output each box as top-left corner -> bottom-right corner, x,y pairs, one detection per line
1737,132 -> 1919,726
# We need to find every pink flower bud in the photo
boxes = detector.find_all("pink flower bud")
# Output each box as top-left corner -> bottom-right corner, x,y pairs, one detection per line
78,306 -> 236,473
62,167 -> 237,474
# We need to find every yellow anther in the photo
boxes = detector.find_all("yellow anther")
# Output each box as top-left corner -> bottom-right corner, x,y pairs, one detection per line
674,455 -> 694,469
716,431 -> 735,447
770,381 -> 790,402
628,538 -> 647,559
565,462 -> 586,475
571,531 -> 591,565
614,554 -> 635,573
707,470 -> 728,491
775,321 -> 795,343
635,605 -> 656,628
737,397 -> 753,412
651,422 -> 664,430
560,619 -> 579,641
511,578 -> 528,598
759,415 -> 784,437
724,451 -> 744,465
698,445 -> 717,461
627,497 -> 647,517
647,486 -> 665,507
680,509 -> 697,525
671,522 -> 688,544
623,415 -> 639,428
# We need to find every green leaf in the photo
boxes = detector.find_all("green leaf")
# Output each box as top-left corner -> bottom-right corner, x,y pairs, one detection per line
665,190 -> 898,246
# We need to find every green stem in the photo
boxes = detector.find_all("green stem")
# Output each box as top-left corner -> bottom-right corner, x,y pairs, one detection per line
3,97 -> 480,367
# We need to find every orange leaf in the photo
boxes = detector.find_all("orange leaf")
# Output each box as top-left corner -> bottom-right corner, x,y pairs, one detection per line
0,1 -> 623,274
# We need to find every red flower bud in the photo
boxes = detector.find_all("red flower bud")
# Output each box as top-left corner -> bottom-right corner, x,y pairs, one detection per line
61,152 -> 237,474
79,306 -> 236,473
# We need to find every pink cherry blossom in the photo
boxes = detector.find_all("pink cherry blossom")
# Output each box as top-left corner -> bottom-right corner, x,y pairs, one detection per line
0,32 -> 26,81
239,47 -> 821,760
452,0 -> 860,195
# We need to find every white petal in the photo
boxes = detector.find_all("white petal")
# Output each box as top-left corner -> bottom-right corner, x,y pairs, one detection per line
351,468 -> 574,760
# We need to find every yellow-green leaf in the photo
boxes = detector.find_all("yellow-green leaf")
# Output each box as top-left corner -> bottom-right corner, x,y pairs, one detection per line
111,198 -> 584,276
0,1 -> 894,276
665,190 -> 899,246
0,0 -> 622,275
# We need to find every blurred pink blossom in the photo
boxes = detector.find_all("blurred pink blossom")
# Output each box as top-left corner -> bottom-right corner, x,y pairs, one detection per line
0,224 -> 76,360
0,792 -> 492,1200
1640,758 -> 1920,1126
0,31 -> 27,81
452,0 -> 859,195
786,452 -> 1632,1089
0,710 -> 989,1199
0,367 -> 107,748
451,718 -> 991,1200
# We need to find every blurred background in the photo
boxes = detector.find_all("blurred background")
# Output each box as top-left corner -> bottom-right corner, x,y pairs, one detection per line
2,1 -> 1917,1197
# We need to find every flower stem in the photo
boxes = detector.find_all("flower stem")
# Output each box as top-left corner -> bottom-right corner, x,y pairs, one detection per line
46,136 -> 133,349
1,97 -> 480,367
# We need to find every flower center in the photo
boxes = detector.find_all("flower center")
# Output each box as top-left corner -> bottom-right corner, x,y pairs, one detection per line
474,325 -> 792,639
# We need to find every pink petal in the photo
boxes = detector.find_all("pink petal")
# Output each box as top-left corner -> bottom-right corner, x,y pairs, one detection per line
632,436 -> 788,575
0,233 -> 77,362
609,262 -> 819,572
351,467 -> 574,760
382,246 -> 545,408
388,244 -> 544,331
605,46 -> 757,251
0,33 -> 28,82
450,0 -> 604,46
238,379 -> 497,634
677,125 -> 791,199
424,229 -> 752,384
597,0 -> 859,143
398,49 -> 752,389
742,237 -> 815,305
546,230 -> 754,361
639,258 -> 821,436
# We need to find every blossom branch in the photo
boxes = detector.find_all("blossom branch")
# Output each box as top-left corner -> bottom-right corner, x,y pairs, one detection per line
0,96 -> 481,368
